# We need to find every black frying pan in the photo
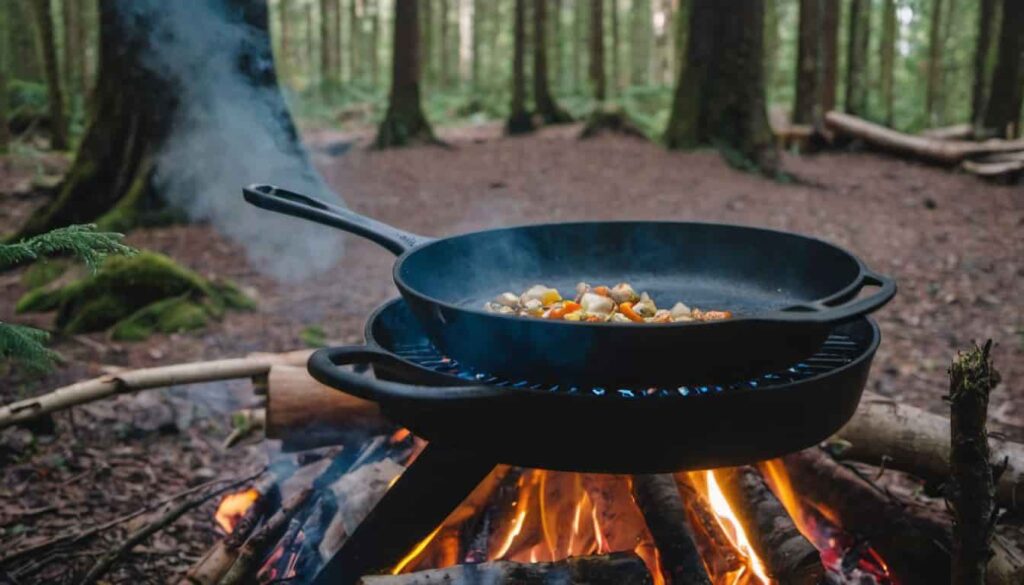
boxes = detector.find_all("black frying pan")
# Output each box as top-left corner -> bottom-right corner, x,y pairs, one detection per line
244,184 -> 895,386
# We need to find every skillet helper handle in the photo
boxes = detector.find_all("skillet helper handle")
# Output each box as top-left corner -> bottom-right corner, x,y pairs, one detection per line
775,269 -> 897,323
243,184 -> 433,255
308,346 -> 511,407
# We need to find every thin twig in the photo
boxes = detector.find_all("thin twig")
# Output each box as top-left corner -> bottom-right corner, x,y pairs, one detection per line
75,472 -> 263,585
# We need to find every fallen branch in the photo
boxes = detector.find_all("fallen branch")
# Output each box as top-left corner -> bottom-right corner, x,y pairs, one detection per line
0,350 -> 312,429
950,341 -> 999,585
357,552 -> 653,585
961,159 -> 1024,177
631,474 -> 711,585
832,391 -> 1024,509
76,473 -> 262,585
825,111 -> 1024,165
714,466 -> 824,585
921,124 -> 974,140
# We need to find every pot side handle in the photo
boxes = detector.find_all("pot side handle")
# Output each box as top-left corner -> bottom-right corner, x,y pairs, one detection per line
771,269 -> 897,323
243,184 -> 433,255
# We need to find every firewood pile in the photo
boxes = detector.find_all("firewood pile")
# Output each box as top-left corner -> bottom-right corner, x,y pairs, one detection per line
824,111 -> 1024,181
2,344 -> 1023,584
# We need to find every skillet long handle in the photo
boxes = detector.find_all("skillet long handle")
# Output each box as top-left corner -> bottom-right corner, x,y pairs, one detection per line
243,184 -> 433,255
307,346 -> 515,408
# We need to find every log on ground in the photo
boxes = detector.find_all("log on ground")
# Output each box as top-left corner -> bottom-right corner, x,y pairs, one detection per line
357,552 -> 653,585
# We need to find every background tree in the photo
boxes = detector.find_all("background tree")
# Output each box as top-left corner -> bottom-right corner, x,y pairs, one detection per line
533,0 -> 571,124
820,0 -> 838,114
610,0 -> 620,92
845,0 -> 870,117
925,0 -> 944,126
28,0 -> 69,150
880,0 -> 897,126
630,0 -> 651,86
980,0 -> 1024,138
971,0 -> 1000,128
507,0 -> 534,134
793,0 -> 821,125
350,0 -> 362,82
572,0 -> 585,92
0,2 -> 9,155
320,0 -> 339,97
377,0 -> 436,147
588,0 -> 606,102
664,0 -> 777,173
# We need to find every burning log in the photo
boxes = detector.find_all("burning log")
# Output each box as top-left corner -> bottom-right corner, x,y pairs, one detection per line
950,341 -> 1000,585
675,477 -> 744,577
824,111 -> 1024,165
630,474 -> 711,585
0,350 -> 312,430
714,466 -> 824,585
833,391 -> 1024,510
218,487 -> 314,585
265,364 -> 388,451
356,552 -> 653,585
777,448 -> 966,585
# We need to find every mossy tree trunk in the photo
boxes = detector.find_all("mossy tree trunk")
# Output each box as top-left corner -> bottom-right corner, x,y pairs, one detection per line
376,0 -> 437,147
27,0 -> 69,150
533,0 -> 571,124
663,0 -> 778,174
507,0 -> 535,135
13,0 -> 304,241
980,0 -> 1023,139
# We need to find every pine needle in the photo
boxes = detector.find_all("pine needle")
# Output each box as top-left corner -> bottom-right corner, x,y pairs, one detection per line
0,322 -> 61,372
0,224 -> 136,272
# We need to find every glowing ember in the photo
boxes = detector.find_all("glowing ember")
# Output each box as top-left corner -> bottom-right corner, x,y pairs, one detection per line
390,428 -> 411,443
214,488 -> 259,533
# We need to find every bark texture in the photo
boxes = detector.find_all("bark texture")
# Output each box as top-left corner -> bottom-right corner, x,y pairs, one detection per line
971,0 -> 1000,128
376,0 -> 437,147
28,0 -> 68,150
533,0 -> 571,124
950,341 -> 999,585
926,0 -> 944,125
793,0 -> 820,125
880,0 -> 897,126
588,0 -> 605,102
631,474 -> 712,585
663,0 -> 777,173
845,0 -> 870,116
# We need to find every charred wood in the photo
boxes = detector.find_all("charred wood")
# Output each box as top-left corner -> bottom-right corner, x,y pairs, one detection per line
356,552 -> 653,585
630,474 -> 711,585
675,476 -> 745,577
218,488 -> 314,585
950,341 -> 1000,585
714,466 -> 824,585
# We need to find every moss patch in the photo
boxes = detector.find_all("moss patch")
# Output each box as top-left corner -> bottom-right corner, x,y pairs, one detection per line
21,259 -> 70,290
16,251 -> 255,340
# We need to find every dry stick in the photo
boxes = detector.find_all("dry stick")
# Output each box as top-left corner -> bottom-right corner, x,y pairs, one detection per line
0,350 -> 313,429
832,390 -> 1024,510
75,473 -> 263,585
630,474 -> 711,585
218,488 -> 314,585
0,473 -> 258,566
950,341 -> 1000,585
356,552 -> 654,585
714,466 -> 824,585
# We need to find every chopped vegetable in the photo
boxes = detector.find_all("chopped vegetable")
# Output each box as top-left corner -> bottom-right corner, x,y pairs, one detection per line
485,282 -> 733,324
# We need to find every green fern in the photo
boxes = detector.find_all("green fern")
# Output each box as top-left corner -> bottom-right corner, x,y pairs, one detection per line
0,224 -> 136,272
0,321 -> 61,372
1,224 -> 136,373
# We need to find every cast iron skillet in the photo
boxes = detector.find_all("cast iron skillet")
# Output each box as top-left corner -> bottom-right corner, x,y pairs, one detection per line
244,184 -> 895,386
306,298 -> 880,473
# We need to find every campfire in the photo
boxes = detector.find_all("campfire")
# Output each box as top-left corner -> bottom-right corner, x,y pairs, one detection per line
204,444 -> 899,585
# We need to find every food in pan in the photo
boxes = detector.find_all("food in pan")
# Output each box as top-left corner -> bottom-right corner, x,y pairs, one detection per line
483,282 -> 732,323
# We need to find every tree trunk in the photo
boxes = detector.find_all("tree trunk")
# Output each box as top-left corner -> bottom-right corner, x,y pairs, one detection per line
471,0 -> 481,89
610,0 -> 620,93
663,0 -> 777,173
971,0 -> 1000,129
420,0 -> 432,85
278,0 -> 290,79
376,0 -> 436,147
62,0 -> 83,109
981,0 -> 1024,138
572,0 -> 584,92
820,0 -> 838,114
333,0 -> 342,84
507,0 -> 534,134
305,3 -> 314,82
630,0 -> 650,85
792,0 -> 820,125
588,0 -> 605,102
533,0 -> 571,124
320,0 -> 335,96
0,1 -> 9,155
13,0 -> 313,241
880,0 -> 897,126
926,0 -> 944,126
845,0 -> 870,117
369,0 -> 380,86
349,0 -> 361,82
552,0 -> 563,91
77,0 -> 92,98
28,0 -> 69,150
8,0 -> 43,83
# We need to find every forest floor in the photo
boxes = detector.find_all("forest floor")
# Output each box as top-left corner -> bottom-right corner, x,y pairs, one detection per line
0,122 -> 1022,583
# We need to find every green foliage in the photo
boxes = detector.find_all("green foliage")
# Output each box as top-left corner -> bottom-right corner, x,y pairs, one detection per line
111,295 -> 209,341
0,322 -> 60,373
299,325 -> 327,348
0,224 -> 135,271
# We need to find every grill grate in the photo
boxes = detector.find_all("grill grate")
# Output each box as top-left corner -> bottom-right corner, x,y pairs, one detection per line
390,333 -> 862,399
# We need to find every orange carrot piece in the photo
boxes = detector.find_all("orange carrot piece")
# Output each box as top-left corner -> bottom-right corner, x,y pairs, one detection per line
547,301 -> 581,319
593,286 -> 610,297
619,302 -> 645,323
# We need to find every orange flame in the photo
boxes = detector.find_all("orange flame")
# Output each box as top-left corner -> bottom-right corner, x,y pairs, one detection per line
215,488 -> 259,533
701,470 -> 771,584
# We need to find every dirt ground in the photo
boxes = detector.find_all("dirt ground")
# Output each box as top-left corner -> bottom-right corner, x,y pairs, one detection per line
1,123 -> 1022,582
